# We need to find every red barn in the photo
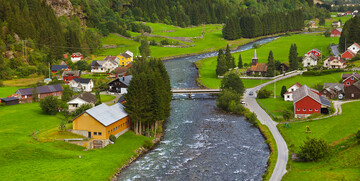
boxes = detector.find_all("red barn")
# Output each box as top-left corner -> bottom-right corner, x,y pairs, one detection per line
62,70 -> 81,83
342,72 -> 360,87
331,28 -> 342,37
307,48 -> 321,57
15,84 -> 63,103
293,85 -> 331,119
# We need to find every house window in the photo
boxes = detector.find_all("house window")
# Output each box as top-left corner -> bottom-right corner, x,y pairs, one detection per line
111,130 -> 113,133
303,109 -> 306,111
347,82 -> 350,85
116,127 -> 117,130
352,93 -> 354,97
108,131 -> 110,134
98,132 -> 102,136
309,109 -> 312,111
297,108 -> 300,111
287,95 -> 290,98
74,104 -> 78,108
94,132 -> 97,135
315,109 -> 318,111
351,77 -> 354,80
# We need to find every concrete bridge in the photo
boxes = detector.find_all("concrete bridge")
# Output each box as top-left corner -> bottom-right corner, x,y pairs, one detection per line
171,88 -> 221,94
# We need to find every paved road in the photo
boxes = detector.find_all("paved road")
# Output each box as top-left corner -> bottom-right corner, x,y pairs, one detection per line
243,71 -> 302,181
331,45 -> 340,56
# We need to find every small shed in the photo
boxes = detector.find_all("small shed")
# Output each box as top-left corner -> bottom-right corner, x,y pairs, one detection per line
1,97 -> 19,105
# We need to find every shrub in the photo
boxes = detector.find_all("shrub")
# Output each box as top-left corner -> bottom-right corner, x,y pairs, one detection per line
39,95 -> 60,115
73,104 -> 93,117
324,29 -> 331,37
221,72 -> 245,95
58,121 -> 66,131
282,110 -> 292,121
280,86 -> 287,98
216,89 -> 240,111
298,137 -> 331,161
0,80 -> 4,87
160,39 -> 169,45
245,111 -> 257,125
143,139 -> 154,149
257,89 -> 272,99
109,134 -> 117,142
356,130 -> 360,141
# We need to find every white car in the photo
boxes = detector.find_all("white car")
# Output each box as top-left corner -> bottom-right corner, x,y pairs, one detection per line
241,100 -> 245,104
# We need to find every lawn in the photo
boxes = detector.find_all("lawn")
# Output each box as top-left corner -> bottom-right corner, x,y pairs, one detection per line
100,94 -> 116,102
279,101 -> 360,180
3,76 -> 45,87
0,87 -> 23,97
257,72 -> 349,119
196,33 -> 339,89
0,103 -> 151,180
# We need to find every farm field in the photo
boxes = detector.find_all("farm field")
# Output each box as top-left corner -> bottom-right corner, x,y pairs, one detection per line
257,72 -> 349,119
0,87 -> 23,97
279,101 -> 360,180
0,103 -> 151,180
196,33 -> 339,88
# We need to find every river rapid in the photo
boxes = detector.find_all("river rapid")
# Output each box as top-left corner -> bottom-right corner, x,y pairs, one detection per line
117,37 -> 278,180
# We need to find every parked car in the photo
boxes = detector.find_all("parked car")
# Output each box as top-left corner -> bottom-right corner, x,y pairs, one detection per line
249,91 -> 254,96
241,100 -> 245,104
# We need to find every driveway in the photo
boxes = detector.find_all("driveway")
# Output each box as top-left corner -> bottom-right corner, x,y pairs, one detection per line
243,71 -> 302,181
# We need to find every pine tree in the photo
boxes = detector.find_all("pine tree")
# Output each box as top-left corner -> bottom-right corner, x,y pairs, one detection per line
216,54 -> 228,76
238,54 -> 243,68
225,44 -> 235,68
139,38 -> 151,58
281,86 -> 287,98
267,50 -> 275,77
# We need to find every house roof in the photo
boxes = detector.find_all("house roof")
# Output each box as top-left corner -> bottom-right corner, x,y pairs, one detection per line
327,56 -> 346,64
342,72 -> 360,81
107,75 -> 133,86
121,52 -> 132,58
91,60 -> 106,66
114,67 -> 128,74
323,83 -> 344,92
290,82 -> 302,89
62,70 -> 81,77
69,92 -> 97,104
293,85 -> 330,106
1,97 -> 19,102
104,56 -> 118,61
51,65 -> 68,72
72,52 -> 82,57
117,95 -> 125,104
308,48 -> 321,54
16,84 -> 63,96
248,63 -> 267,72
353,42 -> 360,49
85,103 -> 128,127
72,78 -> 92,84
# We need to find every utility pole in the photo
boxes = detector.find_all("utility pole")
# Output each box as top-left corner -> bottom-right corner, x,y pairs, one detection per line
24,40 -> 27,63
48,63 -> 51,79
274,68 -> 276,99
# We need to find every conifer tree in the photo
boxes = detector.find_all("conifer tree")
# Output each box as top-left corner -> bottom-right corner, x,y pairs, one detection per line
281,86 -> 287,98
216,54 -> 228,76
238,54 -> 243,68
267,50 -> 275,77
139,38 -> 151,58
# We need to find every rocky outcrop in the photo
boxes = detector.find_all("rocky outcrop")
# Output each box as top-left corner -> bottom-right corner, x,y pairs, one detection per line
45,0 -> 87,26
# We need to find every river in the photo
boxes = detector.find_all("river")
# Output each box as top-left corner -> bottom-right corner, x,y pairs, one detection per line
117,36 -> 278,180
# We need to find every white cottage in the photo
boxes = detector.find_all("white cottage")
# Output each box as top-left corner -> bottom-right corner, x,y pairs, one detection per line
302,53 -> 318,67
67,92 -> 97,112
68,78 -> 94,92
284,82 -> 302,101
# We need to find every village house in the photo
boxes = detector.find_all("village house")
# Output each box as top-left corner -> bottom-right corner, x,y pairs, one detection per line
107,75 -> 132,94
51,65 -> 69,73
71,103 -> 131,148
307,48 -> 321,57
104,56 -> 120,65
344,80 -> 360,99
293,85 -> 331,118
0,97 -> 19,106
71,52 -> 83,62
331,21 -> 341,28
284,82 -> 302,101
91,59 -> 119,73
276,63 -> 289,73
117,50 -> 133,66
330,28 -> 342,37
62,70 -> 81,83
342,43 -> 360,59
342,72 -> 360,87
114,66 -> 129,78
323,56 -> 346,69
14,84 -> 63,103
68,78 -> 94,92
302,53 -> 318,67
246,50 -> 268,76
67,92 -> 97,112
353,10 -> 359,16
346,11 -> 352,15
321,83 -> 344,99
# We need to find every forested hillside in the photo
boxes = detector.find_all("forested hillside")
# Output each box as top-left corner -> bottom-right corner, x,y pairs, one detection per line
339,15 -> 360,52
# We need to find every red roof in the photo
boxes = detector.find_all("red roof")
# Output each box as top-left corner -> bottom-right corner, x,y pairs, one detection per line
331,29 -> 341,35
71,52 -> 82,57
341,50 -> 356,59
328,57 -> 346,64
290,82 -> 302,89
353,42 -> 360,49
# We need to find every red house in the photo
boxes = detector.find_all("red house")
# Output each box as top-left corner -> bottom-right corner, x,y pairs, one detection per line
341,49 -> 356,59
293,85 -> 331,119
330,28 -> 342,37
342,72 -> 360,87
14,84 -> 63,103
346,11 -> 352,15
307,48 -> 321,57
62,70 -> 81,83
71,53 -> 83,62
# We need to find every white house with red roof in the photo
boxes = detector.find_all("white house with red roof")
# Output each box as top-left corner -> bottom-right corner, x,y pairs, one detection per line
330,28 -> 342,37
323,56 -> 347,69
284,82 -> 302,101
71,52 -> 83,62
342,43 -> 360,59
293,85 -> 331,119
302,52 -> 318,67
307,48 -> 321,57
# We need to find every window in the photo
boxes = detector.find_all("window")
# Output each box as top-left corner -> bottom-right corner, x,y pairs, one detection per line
116,127 -> 117,130
111,129 -> 113,133
351,77 -> 354,80
297,109 -> 300,111
315,109 -> 318,111
347,82 -> 350,85
108,131 -> 110,134
94,132 -> 97,135
287,95 -> 290,98
98,132 -> 102,136
303,109 -> 306,111
352,93 -> 354,97
309,109 -> 312,111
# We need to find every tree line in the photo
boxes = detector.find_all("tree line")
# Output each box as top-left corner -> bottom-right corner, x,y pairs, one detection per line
339,15 -> 360,53
124,57 -> 172,136
223,10 -> 305,40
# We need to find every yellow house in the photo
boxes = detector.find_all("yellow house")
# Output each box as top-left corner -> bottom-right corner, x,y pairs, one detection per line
72,103 -> 131,140
117,50 -> 133,66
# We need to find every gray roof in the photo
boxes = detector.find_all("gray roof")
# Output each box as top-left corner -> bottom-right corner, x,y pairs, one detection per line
73,78 -> 92,84
293,85 -> 330,106
86,103 -> 128,127
323,83 -> 344,92
16,84 -> 63,96
117,95 -> 125,103
62,70 -> 81,77
1,97 -> 19,102
51,65 -> 68,72
70,92 -> 97,104
336,28 -> 342,32
107,75 -> 133,86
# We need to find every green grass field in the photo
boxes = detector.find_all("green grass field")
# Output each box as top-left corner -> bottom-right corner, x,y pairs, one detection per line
0,103 -> 151,180
197,33 -> 339,88
0,87 -> 23,98
100,94 -> 116,102
279,101 -> 360,180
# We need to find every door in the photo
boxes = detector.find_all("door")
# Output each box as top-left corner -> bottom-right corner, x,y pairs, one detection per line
88,132 -> 91,138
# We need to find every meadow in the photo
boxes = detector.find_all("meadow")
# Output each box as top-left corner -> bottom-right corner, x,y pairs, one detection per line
100,94 -> 116,102
0,87 -> 23,97
279,101 -> 360,180
0,103 -> 151,180
197,33 -> 339,88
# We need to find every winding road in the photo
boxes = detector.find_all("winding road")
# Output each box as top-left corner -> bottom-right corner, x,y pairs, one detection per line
243,71 -> 303,181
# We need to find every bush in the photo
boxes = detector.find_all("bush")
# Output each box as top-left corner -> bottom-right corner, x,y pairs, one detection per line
73,104 -> 93,117
245,111 -> 257,125
160,39 -> 169,45
216,89 -> 240,111
39,96 -> 60,115
143,139 -> 154,149
221,72 -> 245,95
356,130 -> 360,140
298,137 -> 331,161
324,29 -> 331,37
257,89 -> 272,99
109,134 -> 117,142
282,110 -> 292,121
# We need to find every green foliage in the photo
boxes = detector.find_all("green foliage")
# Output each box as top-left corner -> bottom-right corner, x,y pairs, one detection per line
109,134 -> 117,142
221,72 -> 245,95
281,86 -> 287,98
61,86 -> 73,103
339,15 -> 360,52
143,139 -> 154,149
245,112 -> 258,125
298,137 -> 331,161
289,43 -> 299,70
282,109 -> 292,121
39,96 -> 60,115
312,83 -> 323,92
216,89 -> 240,112
73,104 -> 93,117
139,39 -> 151,58
267,50 -> 276,77
32,87 -> 39,103
324,29 -> 331,37
319,17 -> 325,26
216,49 -> 227,76
238,54 -> 243,68
257,89 -> 272,99
356,130 -> 360,142
58,121 -> 66,131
